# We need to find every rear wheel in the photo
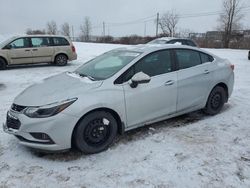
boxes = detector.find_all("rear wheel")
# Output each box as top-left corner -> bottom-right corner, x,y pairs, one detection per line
73,111 -> 118,154
203,86 -> 227,115
0,58 -> 7,70
55,54 -> 68,66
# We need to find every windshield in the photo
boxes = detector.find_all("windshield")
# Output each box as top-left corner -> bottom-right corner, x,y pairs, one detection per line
74,50 -> 141,80
148,39 -> 168,44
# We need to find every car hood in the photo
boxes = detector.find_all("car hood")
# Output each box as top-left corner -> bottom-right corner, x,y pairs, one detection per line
14,72 -> 103,106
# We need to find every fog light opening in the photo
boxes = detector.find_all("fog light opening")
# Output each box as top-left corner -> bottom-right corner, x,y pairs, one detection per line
30,133 -> 54,144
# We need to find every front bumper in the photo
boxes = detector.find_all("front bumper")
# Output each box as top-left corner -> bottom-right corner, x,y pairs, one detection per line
3,110 -> 79,151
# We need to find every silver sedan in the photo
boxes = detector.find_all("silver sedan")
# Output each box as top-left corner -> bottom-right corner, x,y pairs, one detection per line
3,45 -> 234,153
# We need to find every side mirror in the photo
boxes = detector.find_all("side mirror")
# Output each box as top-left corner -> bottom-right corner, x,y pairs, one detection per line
3,44 -> 12,50
129,72 -> 151,88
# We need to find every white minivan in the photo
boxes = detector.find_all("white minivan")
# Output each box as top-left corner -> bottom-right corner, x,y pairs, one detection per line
0,35 -> 77,69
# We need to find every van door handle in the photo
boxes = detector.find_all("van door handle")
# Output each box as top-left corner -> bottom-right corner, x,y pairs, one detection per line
32,49 -> 38,51
165,80 -> 174,86
25,49 -> 30,52
204,70 -> 210,74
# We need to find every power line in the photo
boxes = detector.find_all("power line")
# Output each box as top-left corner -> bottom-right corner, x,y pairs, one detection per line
90,6 -> 250,32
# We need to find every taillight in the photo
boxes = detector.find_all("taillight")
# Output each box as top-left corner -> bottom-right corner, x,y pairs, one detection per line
71,45 -> 76,53
230,64 -> 234,71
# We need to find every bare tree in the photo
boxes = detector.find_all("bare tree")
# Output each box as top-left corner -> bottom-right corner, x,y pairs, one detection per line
177,28 -> 194,38
159,10 -> 179,37
26,28 -> 46,35
80,17 -> 92,42
61,22 -> 70,37
46,21 -> 58,35
218,0 -> 244,48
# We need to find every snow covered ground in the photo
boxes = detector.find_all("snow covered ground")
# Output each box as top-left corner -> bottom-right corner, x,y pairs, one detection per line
0,42 -> 250,188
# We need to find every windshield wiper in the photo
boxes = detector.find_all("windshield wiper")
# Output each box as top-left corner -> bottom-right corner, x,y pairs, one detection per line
78,73 -> 96,81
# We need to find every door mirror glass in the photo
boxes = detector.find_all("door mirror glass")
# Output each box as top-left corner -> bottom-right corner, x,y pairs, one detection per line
130,72 -> 151,88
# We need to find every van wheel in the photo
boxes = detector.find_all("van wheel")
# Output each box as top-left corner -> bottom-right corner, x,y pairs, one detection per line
0,58 -> 7,70
203,86 -> 226,115
55,54 -> 68,66
73,111 -> 118,154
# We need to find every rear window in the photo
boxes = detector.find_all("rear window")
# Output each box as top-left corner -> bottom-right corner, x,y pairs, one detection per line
52,37 -> 70,46
186,40 -> 196,47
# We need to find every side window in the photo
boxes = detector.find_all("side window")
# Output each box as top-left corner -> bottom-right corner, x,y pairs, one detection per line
175,49 -> 201,70
200,53 -> 214,63
135,50 -> 172,77
52,37 -> 70,46
9,38 -> 30,49
115,50 -> 173,84
31,37 -> 51,47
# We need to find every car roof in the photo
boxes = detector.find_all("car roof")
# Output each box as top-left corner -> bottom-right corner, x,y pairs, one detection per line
153,37 -> 176,41
12,35 -> 68,38
115,44 -> 218,58
117,44 -> 198,53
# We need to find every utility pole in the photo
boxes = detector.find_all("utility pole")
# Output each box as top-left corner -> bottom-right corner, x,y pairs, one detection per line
156,12 -> 159,37
103,22 -> 106,37
71,26 -> 74,41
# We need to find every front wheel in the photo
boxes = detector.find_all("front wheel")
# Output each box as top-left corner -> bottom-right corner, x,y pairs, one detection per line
73,111 -> 118,154
203,86 -> 227,115
0,58 -> 7,70
55,54 -> 68,66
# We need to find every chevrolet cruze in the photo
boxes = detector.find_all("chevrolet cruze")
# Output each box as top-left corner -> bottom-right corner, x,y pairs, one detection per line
3,45 -> 234,154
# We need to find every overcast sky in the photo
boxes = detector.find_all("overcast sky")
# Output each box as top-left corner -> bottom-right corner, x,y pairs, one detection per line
0,0 -> 250,37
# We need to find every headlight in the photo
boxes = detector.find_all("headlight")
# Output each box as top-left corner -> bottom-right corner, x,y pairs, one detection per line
24,98 -> 77,118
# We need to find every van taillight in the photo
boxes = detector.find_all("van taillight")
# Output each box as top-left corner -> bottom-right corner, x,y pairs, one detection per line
230,64 -> 234,71
72,45 -> 76,53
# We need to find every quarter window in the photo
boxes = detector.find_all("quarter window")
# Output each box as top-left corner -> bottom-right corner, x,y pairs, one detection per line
200,53 -> 214,63
175,49 -> 201,70
9,38 -> 30,49
52,37 -> 70,46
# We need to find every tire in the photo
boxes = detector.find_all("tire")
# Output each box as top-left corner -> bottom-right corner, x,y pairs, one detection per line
248,51 -> 250,60
0,58 -> 7,70
54,54 -> 68,66
73,111 -> 118,154
203,86 -> 227,115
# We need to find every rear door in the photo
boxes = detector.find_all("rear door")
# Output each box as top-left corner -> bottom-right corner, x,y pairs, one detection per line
7,37 -> 32,64
30,37 -> 54,63
175,49 -> 213,112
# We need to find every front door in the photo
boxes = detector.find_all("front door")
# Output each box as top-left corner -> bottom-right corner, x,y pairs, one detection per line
7,38 -> 32,64
122,50 -> 177,127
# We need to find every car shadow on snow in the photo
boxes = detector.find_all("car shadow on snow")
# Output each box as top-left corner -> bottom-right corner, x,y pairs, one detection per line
31,103 -> 232,161
0,83 -> 6,91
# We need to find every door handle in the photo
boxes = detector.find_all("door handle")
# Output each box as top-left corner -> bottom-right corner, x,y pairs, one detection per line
165,80 -> 174,86
32,49 -> 38,51
204,70 -> 210,74
25,49 -> 30,52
